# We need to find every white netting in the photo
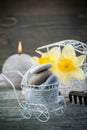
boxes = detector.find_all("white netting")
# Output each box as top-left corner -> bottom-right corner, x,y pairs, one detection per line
21,67 -> 59,104
21,65 -> 66,122
22,83 -> 59,104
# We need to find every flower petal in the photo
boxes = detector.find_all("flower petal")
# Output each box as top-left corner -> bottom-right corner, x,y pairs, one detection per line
62,44 -> 76,59
50,65 -> 58,74
57,69 -> 71,83
75,55 -> 86,66
49,47 -> 61,61
32,56 -> 39,63
70,67 -> 85,80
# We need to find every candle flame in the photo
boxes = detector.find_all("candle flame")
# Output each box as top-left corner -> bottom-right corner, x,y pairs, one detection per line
18,41 -> 22,54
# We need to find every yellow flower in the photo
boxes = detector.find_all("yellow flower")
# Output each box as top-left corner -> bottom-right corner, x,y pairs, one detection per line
32,44 -> 86,83
57,44 -> 86,83
32,47 -> 61,74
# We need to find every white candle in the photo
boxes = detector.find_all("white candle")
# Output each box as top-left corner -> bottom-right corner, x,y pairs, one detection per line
1,41 -> 34,89
2,41 -> 33,74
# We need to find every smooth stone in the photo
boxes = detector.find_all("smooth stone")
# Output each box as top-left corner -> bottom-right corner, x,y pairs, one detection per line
28,70 -> 52,85
29,63 -> 52,74
40,74 -> 59,89
44,74 -> 59,84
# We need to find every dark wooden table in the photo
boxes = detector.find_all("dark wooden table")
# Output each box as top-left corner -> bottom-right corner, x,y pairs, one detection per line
0,0 -> 87,129
0,91 -> 87,130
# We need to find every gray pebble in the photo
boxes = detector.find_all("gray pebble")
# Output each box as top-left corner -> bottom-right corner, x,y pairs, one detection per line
45,74 -> 59,84
28,70 -> 52,85
29,63 -> 52,74
41,74 -> 59,89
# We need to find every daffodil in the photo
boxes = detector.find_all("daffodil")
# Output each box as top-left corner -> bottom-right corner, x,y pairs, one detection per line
32,47 -> 61,74
32,44 -> 86,83
56,44 -> 86,83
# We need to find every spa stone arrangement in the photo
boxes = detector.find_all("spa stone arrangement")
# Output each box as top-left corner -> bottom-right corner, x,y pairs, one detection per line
0,40 -> 87,122
1,62 -> 66,122
21,63 -> 66,122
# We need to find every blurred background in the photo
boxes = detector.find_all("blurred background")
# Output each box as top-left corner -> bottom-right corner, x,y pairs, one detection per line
0,1 -> 87,129
0,0 -> 87,71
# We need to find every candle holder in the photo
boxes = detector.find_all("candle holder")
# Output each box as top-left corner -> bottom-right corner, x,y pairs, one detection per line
36,40 -> 87,97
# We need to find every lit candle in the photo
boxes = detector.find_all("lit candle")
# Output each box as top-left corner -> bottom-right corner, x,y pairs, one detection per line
1,41 -> 34,89
18,41 -> 22,54
2,41 -> 33,74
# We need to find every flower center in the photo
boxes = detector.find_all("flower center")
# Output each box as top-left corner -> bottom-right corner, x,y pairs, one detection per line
38,57 -> 51,64
38,56 -> 57,72
58,58 -> 75,72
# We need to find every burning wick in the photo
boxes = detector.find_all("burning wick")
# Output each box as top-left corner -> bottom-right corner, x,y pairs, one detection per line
18,41 -> 22,55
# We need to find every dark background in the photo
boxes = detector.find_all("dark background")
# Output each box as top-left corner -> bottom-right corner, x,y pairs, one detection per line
0,0 -> 87,71
0,1 -> 87,130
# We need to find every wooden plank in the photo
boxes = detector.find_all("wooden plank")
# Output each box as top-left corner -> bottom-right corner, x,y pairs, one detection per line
0,100 -> 87,130
0,0 -> 87,129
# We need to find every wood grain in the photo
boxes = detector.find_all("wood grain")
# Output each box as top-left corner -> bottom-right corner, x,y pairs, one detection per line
0,0 -> 87,129
0,96 -> 87,130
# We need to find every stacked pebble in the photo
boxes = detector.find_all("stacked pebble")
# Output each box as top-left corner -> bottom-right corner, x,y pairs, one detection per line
27,63 -> 59,89
22,63 -> 60,104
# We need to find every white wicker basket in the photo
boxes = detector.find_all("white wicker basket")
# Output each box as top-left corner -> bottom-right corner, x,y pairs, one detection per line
22,84 -> 59,104
21,68 -> 59,104
2,70 -> 66,122
21,69 -> 66,122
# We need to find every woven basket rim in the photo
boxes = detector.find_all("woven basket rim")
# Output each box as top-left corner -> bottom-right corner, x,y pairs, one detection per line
21,81 -> 59,90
